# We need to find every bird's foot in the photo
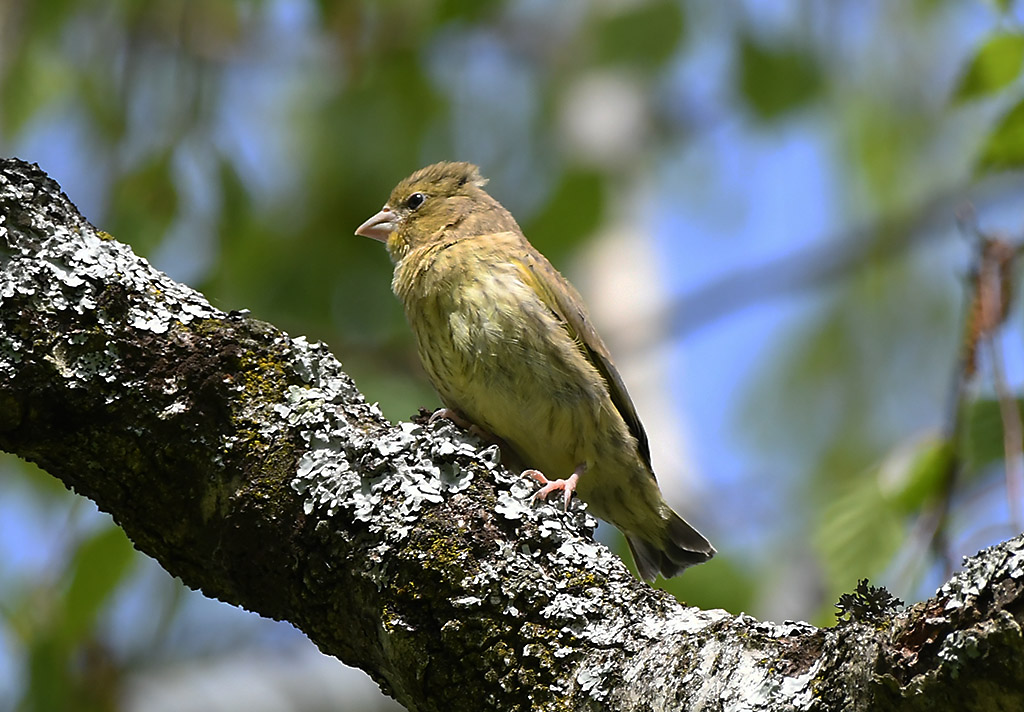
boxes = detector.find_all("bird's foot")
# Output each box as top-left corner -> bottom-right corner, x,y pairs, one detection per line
428,407 -> 470,427
428,408 -> 494,441
526,464 -> 585,511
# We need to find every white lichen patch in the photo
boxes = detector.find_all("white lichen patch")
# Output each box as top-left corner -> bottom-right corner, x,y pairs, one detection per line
2,224 -> 219,333
1,169 -> 222,387
287,339 -> 493,546
577,658 -> 616,702
939,536 -> 1024,611
936,627 -> 983,676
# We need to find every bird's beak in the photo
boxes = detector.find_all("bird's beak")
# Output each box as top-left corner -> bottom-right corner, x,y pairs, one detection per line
355,206 -> 398,242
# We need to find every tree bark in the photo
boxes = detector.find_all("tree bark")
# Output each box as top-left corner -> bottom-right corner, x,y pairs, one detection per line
0,157 -> 1021,711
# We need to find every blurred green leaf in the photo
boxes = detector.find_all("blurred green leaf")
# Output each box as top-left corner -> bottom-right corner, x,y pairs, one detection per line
849,107 -> 920,207
62,526 -> 136,643
817,474 -> 903,594
0,453 -> 78,500
740,305 -> 861,460
108,151 -> 179,256
0,45 -> 68,138
961,398 -> 1024,474
608,531 -> 756,614
877,433 -> 953,514
27,634 -> 72,712
12,523 -> 134,712
346,360 -> 438,423
953,33 -> 1024,103
595,1 -> 685,68
976,97 -> 1024,172
522,168 -> 605,262
738,35 -> 822,120
79,72 -> 127,144
25,0 -> 78,37
657,549 -> 758,614
214,155 -> 253,248
436,0 -> 503,22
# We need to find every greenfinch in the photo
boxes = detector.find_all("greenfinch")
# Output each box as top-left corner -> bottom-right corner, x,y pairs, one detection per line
356,161 -> 714,581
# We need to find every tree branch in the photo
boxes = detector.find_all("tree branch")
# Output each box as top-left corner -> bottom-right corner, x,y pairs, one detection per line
1,157 -> 1021,711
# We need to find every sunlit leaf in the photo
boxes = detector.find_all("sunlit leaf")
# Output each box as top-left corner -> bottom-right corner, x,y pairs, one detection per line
953,33 -> 1024,103
876,432 -> 953,514
976,97 -> 1024,172
817,474 -> 903,592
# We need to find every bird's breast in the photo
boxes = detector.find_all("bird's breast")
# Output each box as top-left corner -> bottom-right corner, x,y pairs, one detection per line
394,242 -> 617,473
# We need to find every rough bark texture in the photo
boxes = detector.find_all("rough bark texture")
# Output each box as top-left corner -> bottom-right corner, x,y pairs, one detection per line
0,157 -> 1022,711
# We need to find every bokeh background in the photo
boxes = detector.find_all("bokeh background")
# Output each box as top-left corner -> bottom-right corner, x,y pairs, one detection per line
3,0 -> 1024,709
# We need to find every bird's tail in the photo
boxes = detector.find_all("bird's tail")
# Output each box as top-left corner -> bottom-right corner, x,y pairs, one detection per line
626,512 -> 715,583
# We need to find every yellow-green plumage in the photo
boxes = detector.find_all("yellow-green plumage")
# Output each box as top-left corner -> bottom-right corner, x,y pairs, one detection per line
356,161 -> 714,581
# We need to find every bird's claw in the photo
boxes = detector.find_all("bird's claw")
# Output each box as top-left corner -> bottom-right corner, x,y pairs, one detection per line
429,408 -> 495,442
428,408 -> 470,428
525,469 -> 580,511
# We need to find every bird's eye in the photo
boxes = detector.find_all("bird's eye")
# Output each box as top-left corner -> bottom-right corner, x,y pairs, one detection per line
405,192 -> 426,210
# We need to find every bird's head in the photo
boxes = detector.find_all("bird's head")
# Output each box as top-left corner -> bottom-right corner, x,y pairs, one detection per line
355,161 -> 517,263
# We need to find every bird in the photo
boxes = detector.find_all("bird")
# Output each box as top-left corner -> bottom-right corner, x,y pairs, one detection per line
355,161 -> 715,582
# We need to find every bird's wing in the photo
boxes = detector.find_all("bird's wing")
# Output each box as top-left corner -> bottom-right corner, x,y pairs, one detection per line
510,237 -> 654,473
